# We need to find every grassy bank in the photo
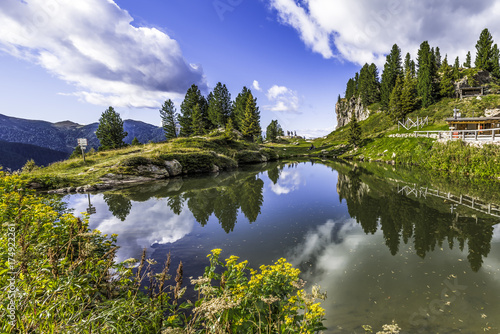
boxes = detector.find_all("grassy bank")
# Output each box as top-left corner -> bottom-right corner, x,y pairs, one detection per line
0,172 -> 327,333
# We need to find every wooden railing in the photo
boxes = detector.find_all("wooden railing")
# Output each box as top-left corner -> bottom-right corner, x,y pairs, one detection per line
413,128 -> 500,141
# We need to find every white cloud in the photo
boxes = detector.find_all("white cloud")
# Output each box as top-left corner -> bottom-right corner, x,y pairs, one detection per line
269,0 -> 500,67
270,169 -> 302,195
252,80 -> 262,91
265,85 -> 300,113
0,0 -> 206,108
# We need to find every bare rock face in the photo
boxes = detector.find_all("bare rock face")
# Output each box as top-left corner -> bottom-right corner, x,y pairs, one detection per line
164,160 -> 183,176
455,70 -> 492,90
136,164 -> 169,179
336,96 -> 374,129
485,108 -> 500,117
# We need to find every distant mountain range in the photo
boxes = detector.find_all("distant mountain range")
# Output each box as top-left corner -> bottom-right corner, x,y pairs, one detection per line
0,113 -> 165,170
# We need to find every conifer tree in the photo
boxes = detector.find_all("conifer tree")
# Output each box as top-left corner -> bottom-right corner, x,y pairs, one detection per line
400,72 -> 418,117
345,78 -> 356,101
367,63 -> 381,104
337,94 -> 341,104
388,75 -> 404,121
224,118 -> 236,141
404,53 -> 412,76
354,72 -> 360,97
439,61 -> 455,98
159,99 -> 177,140
233,87 -> 258,131
417,41 -> 437,108
191,104 -> 205,136
435,47 -> 442,68
380,44 -> 403,110
463,51 -> 472,68
453,56 -> 461,80
491,44 -> 500,77
95,106 -> 128,150
179,84 -> 205,137
348,113 -> 362,147
475,28 -> 494,71
131,137 -> 141,146
240,92 -> 261,141
208,82 -> 233,128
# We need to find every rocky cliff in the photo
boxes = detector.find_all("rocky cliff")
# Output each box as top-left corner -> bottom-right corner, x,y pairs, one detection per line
335,97 -> 377,129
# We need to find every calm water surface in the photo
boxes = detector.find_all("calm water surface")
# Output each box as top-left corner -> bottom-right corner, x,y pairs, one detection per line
64,161 -> 500,333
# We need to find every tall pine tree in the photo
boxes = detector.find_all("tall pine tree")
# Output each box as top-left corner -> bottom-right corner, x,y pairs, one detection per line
348,113 -> 362,147
417,41 -> 437,108
159,99 -> 177,140
208,82 -> 233,128
463,51 -> 471,68
240,92 -> 261,141
191,104 -> 205,136
179,84 -> 206,137
232,87 -> 258,131
491,44 -> 500,77
388,75 -> 404,121
475,28 -> 494,71
95,106 -> 128,150
453,56 -> 461,80
380,44 -> 403,110
439,61 -> 455,98
400,72 -> 417,117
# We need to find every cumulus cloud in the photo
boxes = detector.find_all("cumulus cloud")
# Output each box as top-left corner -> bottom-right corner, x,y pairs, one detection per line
0,0 -> 207,108
270,169 -> 302,195
269,0 -> 500,66
67,194 -> 195,262
252,80 -> 262,91
265,85 -> 300,113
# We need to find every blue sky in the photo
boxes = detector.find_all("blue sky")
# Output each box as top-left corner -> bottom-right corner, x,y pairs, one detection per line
1,0 -> 500,138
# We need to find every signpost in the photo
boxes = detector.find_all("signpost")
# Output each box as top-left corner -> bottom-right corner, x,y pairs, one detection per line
77,138 -> 88,162
87,193 -> 96,215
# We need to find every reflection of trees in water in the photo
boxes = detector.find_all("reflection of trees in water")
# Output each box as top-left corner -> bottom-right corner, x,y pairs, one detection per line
166,174 -> 264,233
103,194 -> 132,221
337,167 -> 495,272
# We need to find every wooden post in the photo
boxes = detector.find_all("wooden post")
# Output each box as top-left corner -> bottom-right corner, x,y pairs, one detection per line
81,146 -> 86,162
475,131 -> 478,141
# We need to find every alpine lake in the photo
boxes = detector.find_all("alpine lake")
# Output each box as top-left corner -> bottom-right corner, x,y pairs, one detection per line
61,159 -> 500,333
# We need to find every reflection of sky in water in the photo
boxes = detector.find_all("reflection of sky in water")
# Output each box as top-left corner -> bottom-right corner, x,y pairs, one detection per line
65,194 -> 195,262
269,169 -> 303,195
63,162 -> 500,333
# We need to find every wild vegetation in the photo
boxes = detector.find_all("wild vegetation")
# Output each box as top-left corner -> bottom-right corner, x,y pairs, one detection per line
0,171 -> 326,333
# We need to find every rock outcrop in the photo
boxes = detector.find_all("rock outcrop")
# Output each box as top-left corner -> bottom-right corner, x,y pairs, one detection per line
335,96 -> 377,129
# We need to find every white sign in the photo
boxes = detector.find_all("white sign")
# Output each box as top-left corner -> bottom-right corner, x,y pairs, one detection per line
77,138 -> 88,147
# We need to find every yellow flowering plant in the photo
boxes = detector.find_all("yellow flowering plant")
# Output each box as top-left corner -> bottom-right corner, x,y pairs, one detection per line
189,249 -> 326,333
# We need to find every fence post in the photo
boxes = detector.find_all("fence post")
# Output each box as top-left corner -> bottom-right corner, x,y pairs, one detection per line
475,131 -> 478,141
493,130 -> 496,141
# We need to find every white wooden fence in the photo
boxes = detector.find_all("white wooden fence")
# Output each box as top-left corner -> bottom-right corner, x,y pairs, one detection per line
413,128 -> 500,141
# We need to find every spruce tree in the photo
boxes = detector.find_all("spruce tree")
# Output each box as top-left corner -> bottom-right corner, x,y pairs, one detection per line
380,44 -> 403,110
417,41 -> 437,108
208,82 -> 233,128
345,78 -> 356,101
266,120 -> 283,142
131,137 -> 141,146
367,63 -> 381,104
224,118 -> 236,141
491,44 -> 500,77
388,75 -> 404,121
159,99 -> 177,140
404,52 -> 412,76
95,106 -> 128,150
475,28 -> 494,71
232,87 -> 258,131
453,56 -> 461,80
439,61 -> 455,98
463,51 -> 471,68
240,93 -> 261,141
400,72 -> 417,117
179,84 -> 205,137
191,103 -> 205,136
348,113 -> 362,147
435,47 -> 442,68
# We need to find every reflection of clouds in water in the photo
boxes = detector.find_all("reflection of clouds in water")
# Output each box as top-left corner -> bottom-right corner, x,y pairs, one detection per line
65,194 -> 195,262
270,170 -> 302,195
287,218 -> 364,273
493,224 -> 500,241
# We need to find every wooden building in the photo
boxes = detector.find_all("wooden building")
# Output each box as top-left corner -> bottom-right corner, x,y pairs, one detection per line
446,117 -> 500,131
459,87 -> 483,99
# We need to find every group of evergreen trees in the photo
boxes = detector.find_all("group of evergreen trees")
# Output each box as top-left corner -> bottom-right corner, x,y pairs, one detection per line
340,28 -> 500,123
161,83 -> 262,142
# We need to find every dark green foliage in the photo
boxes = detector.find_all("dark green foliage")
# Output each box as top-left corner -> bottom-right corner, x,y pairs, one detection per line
191,103 -> 205,136
224,118 -> 236,141
348,113 -> 362,147
440,61 -> 456,98
232,87 -> 258,131
208,82 -> 233,128
160,99 -> 178,140
464,51 -> 472,68
131,137 -> 141,146
345,78 -> 356,101
69,145 -> 83,159
417,41 -> 438,108
388,75 -> 404,121
266,119 -> 283,142
358,63 -> 381,106
475,28 -> 494,71
103,193 -> 132,221
453,56 -> 460,80
400,72 -> 418,118
95,106 -> 128,150
491,44 -> 500,77
380,44 -> 403,110
435,46 -> 442,68
179,85 -> 206,137
240,93 -> 261,141
337,94 -> 341,104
